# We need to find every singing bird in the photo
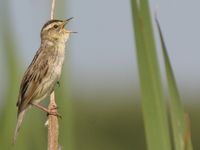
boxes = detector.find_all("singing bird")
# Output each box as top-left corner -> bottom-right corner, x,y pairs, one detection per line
13,18 -> 75,143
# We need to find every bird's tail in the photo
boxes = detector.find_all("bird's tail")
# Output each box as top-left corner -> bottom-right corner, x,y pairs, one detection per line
13,109 -> 26,144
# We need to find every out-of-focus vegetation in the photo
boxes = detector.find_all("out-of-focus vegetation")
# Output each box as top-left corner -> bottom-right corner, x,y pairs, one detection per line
131,1 -> 193,150
131,1 -> 171,150
0,0 -> 199,150
156,17 -> 193,150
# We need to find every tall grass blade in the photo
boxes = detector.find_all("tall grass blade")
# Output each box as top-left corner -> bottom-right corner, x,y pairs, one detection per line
155,16 -> 193,150
131,0 -> 171,150
130,1 -> 172,150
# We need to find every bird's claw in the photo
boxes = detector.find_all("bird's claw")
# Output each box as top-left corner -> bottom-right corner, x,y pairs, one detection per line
47,111 -> 62,119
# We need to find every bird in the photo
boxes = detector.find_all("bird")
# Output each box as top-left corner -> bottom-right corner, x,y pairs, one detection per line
13,18 -> 75,144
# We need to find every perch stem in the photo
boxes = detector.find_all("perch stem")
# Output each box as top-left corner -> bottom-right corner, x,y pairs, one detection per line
48,0 -> 59,150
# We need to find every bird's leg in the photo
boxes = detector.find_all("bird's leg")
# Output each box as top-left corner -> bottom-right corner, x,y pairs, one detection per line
57,81 -> 60,87
31,102 -> 49,112
31,102 -> 61,118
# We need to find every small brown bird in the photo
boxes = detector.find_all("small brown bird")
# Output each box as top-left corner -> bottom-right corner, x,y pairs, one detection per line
13,18 -> 75,143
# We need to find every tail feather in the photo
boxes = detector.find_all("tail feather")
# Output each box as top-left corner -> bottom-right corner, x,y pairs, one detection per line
13,109 -> 26,144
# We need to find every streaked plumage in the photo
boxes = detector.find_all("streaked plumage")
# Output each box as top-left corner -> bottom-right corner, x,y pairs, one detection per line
13,18 -> 73,143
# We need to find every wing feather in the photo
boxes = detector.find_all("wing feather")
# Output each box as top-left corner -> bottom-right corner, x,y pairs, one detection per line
17,49 -> 50,113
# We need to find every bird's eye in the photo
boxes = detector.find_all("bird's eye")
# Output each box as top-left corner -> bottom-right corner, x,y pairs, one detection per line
53,25 -> 58,28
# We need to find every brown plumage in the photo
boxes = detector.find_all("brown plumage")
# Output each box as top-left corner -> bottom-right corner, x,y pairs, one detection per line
13,18 -> 74,143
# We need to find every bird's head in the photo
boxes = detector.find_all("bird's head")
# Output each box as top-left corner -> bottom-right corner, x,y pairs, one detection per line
40,18 -> 75,42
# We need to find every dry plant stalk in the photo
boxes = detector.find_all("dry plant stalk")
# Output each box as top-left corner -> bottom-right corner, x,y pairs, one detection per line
48,93 -> 59,150
48,0 -> 59,150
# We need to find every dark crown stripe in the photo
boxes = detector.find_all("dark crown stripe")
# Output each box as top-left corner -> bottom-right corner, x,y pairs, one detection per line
42,19 -> 63,30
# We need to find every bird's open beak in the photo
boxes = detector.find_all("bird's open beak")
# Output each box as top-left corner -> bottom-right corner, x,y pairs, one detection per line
61,17 -> 77,33
61,17 -> 73,28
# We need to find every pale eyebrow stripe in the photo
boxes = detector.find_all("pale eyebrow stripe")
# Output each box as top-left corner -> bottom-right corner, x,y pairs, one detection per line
41,20 -> 63,31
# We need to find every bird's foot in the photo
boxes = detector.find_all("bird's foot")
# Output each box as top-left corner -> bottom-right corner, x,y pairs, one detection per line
47,105 -> 62,118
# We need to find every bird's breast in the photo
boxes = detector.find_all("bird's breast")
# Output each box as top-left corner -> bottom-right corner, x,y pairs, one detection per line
52,43 -> 65,80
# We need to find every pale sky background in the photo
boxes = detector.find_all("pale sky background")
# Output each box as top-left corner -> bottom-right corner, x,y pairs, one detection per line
0,0 -> 199,103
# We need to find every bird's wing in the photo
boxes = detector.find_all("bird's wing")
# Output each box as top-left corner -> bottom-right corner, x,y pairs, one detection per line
17,49 -> 49,113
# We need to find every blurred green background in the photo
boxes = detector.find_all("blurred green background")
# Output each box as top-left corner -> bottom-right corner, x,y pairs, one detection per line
0,0 -> 199,150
